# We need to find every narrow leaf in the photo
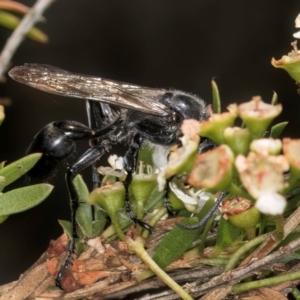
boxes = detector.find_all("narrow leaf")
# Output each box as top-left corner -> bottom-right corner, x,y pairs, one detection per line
74,175 -> 93,237
152,217 -> 202,269
93,208 -> 107,237
0,11 -> 48,43
0,153 -> 42,187
270,122 -> 288,138
0,215 -> 9,225
211,79 -> 221,114
58,219 -> 72,238
271,91 -> 278,105
0,184 -> 53,216
0,176 -> 5,192
212,216 -> 243,256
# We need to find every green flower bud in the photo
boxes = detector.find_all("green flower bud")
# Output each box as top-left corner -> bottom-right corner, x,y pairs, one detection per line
223,198 -> 260,230
250,138 -> 282,156
271,46 -> 300,85
157,135 -> 199,190
223,127 -> 252,155
87,182 -> 125,217
237,97 -> 282,139
188,145 -> 234,193
88,182 -> 126,241
199,107 -> 237,144
131,174 -> 157,204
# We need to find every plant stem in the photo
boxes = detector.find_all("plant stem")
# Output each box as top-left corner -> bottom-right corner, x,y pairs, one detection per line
292,287 -> 300,300
127,237 -> 193,300
275,214 -> 284,240
198,215 -> 215,254
111,213 -> 126,241
136,200 -> 144,221
0,0 -> 54,77
232,270 -> 300,294
142,207 -> 168,239
224,233 -> 269,272
245,227 -> 256,240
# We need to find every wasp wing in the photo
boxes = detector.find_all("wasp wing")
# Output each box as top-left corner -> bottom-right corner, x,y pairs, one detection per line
9,64 -> 169,116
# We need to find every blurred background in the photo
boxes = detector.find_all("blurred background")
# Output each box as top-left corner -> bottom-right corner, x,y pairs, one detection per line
0,0 -> 299,285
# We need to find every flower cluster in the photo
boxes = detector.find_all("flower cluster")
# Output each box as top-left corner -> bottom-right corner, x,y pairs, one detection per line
158,95 -> 298,221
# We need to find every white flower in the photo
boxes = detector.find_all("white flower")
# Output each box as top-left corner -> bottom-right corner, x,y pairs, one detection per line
250,138 -> 282,156
169,180 -> 217,214
235,152 -> 288,215
255,192 -> 286,215
98,154 -> 126,180
108,154 -> 124,170
294,13 -> 300,38
235,153 -> 288,199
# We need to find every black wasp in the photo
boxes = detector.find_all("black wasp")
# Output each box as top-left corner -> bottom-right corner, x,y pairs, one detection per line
9,64 -> 220,288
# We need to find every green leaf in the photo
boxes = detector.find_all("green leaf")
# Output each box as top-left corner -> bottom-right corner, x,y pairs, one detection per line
195,197 -> 217,224
0,161 -> 5,170
212,79 -> 221,114
0,153 -> 42,187
0,184 -> 53,216
73,175 -> 93,238
93,207 -> 108,237
271,91 -> 278,105
212,215 -> 243,256
144,185 -> 164,212
152,217 -> 202,270
270,122 -> 288,139
0,176 -> 5,192
0,215 -> 9,225
0,11 -> 48,43
58,219 -> 72,238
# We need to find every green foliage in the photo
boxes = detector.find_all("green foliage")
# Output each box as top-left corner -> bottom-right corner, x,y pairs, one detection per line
0,184 -> 53,221
0,109 -> 53,224
0,4 -> 48,43
0,153 -> 42,189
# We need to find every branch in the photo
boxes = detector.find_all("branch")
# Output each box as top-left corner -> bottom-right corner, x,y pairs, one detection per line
0,0 -> 55,78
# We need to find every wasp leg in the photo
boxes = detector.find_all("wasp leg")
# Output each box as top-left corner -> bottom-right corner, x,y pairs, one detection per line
56,142 -> 110,289
123,134 -> 153,232
176,191 -> 227,230
86,100 -> 120,189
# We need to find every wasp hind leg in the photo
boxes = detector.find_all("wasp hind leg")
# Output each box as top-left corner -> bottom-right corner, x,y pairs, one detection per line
55,143 -> 110,289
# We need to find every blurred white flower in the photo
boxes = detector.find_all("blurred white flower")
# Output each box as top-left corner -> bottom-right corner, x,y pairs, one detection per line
169,180 -> 217,214
235,152 -> 289,215
250,138 -> 282,156
294,13 -> 300,38
256,192 -> 286,215
108,154 -> 124,170
98,154 -> 126,180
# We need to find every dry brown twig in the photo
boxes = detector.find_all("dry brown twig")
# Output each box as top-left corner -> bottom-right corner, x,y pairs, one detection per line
1,212 -> 300,300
